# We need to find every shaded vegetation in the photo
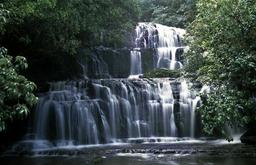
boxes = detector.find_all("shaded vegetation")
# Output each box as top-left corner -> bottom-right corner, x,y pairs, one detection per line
185,0 -> 256,136
0,5 -> 37,132
139,0 -> 197,28
1,0 -> 140,84
0,48 -> 37,131
144,69 -> 182,78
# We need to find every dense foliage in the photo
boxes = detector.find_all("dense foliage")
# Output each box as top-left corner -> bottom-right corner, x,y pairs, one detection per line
0,0 -> 140,84
0,5 -> 37,132
2,0 -> 139,53
185,0 -> 256,136
0,48 -> 37,131
139,0 -> 197,28
144,69 -> 182,78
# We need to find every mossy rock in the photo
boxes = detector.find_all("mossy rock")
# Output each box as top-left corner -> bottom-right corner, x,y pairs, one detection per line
143,69 -> 182,78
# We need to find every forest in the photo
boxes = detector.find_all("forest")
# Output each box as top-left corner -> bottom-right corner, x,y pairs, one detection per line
0,0 -> 256,164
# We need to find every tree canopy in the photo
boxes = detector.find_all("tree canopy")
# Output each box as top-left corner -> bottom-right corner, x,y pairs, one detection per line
0,4 -> 38,132
185,0 -> 256,136
0,47 -> 37,131
138,0 -> 197,28
1,0 -> 140,55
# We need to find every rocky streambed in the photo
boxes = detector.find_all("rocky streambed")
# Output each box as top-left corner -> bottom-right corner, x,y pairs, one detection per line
1,140 -> 256,165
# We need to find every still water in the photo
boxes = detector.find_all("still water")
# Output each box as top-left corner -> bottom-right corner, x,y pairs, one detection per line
1,153 -> 256,165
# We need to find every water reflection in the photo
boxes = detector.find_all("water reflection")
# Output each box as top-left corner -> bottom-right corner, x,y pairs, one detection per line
1,155 -> 256,165
96,154 -> 256,165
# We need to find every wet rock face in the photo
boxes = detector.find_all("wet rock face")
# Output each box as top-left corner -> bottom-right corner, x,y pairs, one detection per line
240,127 -> 256,144
78,47 -> 154,78
95,47 -> 130,78
78,22 -> 187,79
5,141 -> 256,158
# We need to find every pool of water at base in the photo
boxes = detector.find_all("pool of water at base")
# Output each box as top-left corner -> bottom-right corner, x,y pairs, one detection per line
1,154 -> 256,165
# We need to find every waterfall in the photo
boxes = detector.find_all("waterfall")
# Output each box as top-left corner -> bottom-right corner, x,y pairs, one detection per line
158,80 -> 177,136
130,22 -> 186,75
154,24 -> 185,70
179,80 -> 201,137
129,50 -> 142,78
191,96 -> 201,138
29,23 -> 204,149
33,78 -> 202,147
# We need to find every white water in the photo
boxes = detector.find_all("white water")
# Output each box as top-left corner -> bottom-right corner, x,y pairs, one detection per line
129,50 -> 142,78
130,22 -> 186,74
30,23 -> 203,149
32,78 -> 202,148
179,80 -> 202,137
158,80 -> 177,136
191,96 -> 201,138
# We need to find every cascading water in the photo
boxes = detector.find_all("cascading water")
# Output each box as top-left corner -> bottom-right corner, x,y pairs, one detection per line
131,22 -> 186,72
158,80 -> 177,137
32,79 -> 202,147
27,22 -> 204,149
179,80 -> 202,138
191,96 -> 201,138
34,79 -> 168,145
129,50 -> 142,78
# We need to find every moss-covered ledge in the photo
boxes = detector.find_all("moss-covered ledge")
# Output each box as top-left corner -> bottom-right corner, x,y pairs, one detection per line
143,69 -> 183,78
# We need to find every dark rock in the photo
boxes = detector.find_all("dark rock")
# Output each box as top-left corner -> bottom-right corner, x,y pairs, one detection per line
149,139 -> 156,143
95,47 -> 130,78
27,51 -> 84,88
0,117 -> 31,153
129,139 -> 144,144
241,128 -> 256,144
10,140 -> 53,154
